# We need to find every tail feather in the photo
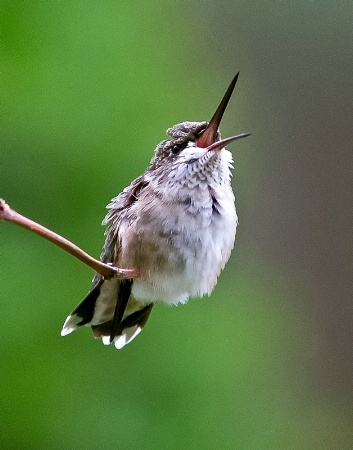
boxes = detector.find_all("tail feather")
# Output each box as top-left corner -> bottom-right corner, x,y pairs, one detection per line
109,280 -> 132,343
92,303 -> 153,349
61,279 -> 153,349
61,280 -> 103,336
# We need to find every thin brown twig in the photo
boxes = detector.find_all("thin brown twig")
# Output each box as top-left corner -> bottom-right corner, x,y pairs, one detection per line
0,198 -> 139,279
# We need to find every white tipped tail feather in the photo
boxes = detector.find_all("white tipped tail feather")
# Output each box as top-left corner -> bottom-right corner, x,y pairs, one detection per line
61,315 -> 79,336
61,278 -> 153,349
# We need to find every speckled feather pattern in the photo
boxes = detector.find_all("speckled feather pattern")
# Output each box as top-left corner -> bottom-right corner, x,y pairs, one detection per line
102,122 -> 238,305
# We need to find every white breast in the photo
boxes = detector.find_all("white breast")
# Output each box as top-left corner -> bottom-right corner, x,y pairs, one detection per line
126,184 -> 237,305
116,147 -> 237,305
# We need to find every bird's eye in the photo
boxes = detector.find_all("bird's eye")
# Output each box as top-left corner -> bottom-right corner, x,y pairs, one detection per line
171,144 -> 184,155
171,143 -> 186,155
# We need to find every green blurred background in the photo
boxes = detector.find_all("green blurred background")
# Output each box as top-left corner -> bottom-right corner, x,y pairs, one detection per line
1,1 -> 352,449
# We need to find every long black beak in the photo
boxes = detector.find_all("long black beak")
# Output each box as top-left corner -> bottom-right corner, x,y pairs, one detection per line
196,73 -> 248,148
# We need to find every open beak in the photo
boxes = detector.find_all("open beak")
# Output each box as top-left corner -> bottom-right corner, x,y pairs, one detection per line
205,133 -> 251,151
196,73 -> 249,150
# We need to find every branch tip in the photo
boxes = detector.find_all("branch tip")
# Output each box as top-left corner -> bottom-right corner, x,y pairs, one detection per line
0,198 -> 139,279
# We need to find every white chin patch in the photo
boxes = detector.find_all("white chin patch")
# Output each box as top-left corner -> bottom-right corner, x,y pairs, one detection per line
61,315 -> 79,336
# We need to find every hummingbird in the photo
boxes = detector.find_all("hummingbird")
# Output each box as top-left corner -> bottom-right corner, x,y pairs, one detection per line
61,73 -> 249,349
